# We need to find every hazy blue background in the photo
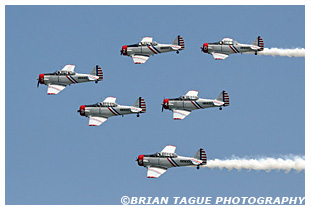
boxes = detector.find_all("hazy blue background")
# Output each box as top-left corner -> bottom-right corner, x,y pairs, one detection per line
5,6 -> 304,204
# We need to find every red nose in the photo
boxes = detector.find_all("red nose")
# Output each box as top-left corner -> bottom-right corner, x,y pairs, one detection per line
38,74 -> 44,84
137,155 -> 144,166
163,99 -> 169,110
121,45 -> 128,55
79,105 -> 86,116
202,43 -> 209,53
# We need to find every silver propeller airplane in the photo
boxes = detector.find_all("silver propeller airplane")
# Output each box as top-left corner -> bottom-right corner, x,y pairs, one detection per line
78,96 -> 146,126
201,36 -> 264,60
120,35 -> 185,64
37,64 -> 103,95
137,145 -> 207,178
162,90 -> 229,120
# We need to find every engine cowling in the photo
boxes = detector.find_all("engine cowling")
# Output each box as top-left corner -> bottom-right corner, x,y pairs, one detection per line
202,43 -> 209,53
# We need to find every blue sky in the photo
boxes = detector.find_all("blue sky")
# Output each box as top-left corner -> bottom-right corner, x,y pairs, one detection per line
5,5 -> 305,204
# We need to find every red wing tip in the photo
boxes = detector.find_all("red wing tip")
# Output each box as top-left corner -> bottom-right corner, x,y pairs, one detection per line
47,93 -> 56,95
173,118 -> 182,120
89,124 -> 98,126
135,62 -> 142,64
147,176 -> 157,178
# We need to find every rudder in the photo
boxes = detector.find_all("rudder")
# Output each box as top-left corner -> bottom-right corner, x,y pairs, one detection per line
90,65 -> 104,81
216,91 -> 229,106
193,148 -> 207,165
252,36 -> 264,51
133,97 -> 146,113
172,35 -> 185,50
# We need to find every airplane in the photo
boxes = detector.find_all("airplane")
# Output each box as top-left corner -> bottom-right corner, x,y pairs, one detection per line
120,35 -> 185,64
136,145 -> 207,178
37,64 -> 103,95
77,96 -> 146,126
162,90 -> 229,120
201,36 -> 264,60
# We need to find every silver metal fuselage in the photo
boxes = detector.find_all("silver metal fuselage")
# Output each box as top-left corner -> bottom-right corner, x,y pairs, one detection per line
164,98 -> 223,111
82,104 -> 140,118
204,43 -> 261,55
122,43 -> 179,56
139,154 -> 199,169
40,73 -> 95,86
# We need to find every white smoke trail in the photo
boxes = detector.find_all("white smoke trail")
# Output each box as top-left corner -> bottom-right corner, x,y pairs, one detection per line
203,155 -> 305,173
258,48 -> 305,57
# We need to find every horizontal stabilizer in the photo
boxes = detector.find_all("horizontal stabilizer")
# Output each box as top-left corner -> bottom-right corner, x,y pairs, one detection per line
190,158 -> 203,165
88,75 -> 99,81
131,107 -> 142,113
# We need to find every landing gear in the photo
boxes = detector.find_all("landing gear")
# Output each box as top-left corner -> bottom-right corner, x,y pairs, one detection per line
219,107 -> 222,110
255,52 -> 257,55
137,114 -> 140,117
95,80 -> 98,84
197,166 -> 200,170
176,51 -> 179,54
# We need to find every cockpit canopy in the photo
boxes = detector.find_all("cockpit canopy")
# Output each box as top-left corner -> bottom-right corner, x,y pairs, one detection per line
86,102 -> 118,107
145,152 -> 177,158
139,41 -> 158,46
220,38 -> 238,45
53,70 -> 76,75
181,95 -> 199,100
100,102 -> 118,107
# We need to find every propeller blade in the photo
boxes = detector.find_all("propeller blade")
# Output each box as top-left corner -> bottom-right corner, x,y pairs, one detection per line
37,80 -> 39,88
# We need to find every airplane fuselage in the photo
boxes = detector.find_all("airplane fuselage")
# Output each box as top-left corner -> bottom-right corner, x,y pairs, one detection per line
163,98 -> 224,111
38,72 -> 98,86
138,154 -> 201,169
122,43 -> 181,57
202,43 -> 261,55
79,104 -> 142,118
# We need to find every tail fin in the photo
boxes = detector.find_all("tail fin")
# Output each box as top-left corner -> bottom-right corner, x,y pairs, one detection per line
90,65 -> 104,81
216,91 -> 229,106
172,35 -> 185,50
252,36 -> 264,51
193,148 -> 207,165
133,97 -> 146,113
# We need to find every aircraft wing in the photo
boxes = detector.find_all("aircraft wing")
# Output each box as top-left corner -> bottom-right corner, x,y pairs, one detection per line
61,64 -> 75,72
140,37 -> 153,43
173,109 -> 191,120
47,84 -> 66,95
147,166 -> 167,178
103,97 -> 116,103
185,90 -> 199,97
132,55 -> 149,64
161,145 -> 176,153
212,53 -> 229,60
89,116 -> 108,126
